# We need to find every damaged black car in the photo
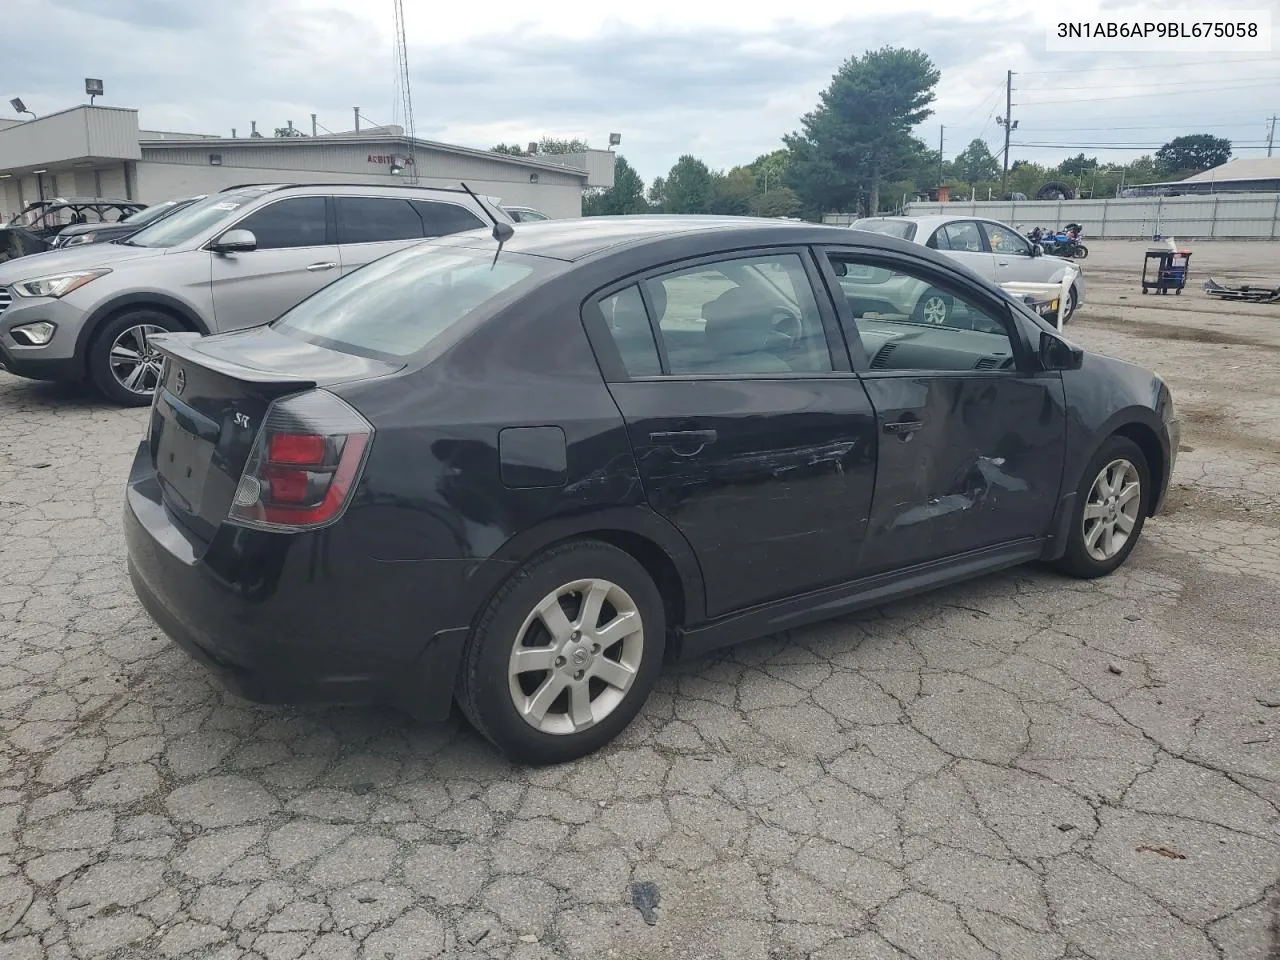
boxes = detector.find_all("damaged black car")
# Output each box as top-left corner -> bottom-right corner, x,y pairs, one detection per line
125,215 -> 1180,764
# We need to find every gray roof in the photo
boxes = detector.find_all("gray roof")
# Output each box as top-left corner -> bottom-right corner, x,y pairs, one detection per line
1180,157 -> 1280,183
138,132 -> 590,179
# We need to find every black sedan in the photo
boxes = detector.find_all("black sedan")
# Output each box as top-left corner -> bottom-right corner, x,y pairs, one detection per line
125,216 -> 1180,764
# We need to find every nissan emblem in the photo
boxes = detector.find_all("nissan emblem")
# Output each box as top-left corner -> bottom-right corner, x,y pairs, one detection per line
175,368 -> 186,396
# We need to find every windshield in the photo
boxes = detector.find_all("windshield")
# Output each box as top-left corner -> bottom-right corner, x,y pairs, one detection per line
121,201 -> 181,226
274,244 -> 554,360
125,191 -> 265,248
851,219 -> 918,241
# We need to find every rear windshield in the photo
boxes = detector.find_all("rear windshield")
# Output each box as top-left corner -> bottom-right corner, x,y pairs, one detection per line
273,243 -> 552,360
851,219 -> 918,241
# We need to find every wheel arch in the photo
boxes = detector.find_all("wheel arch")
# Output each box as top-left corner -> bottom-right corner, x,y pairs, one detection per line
1111,420 -> 1166,518
75,293 -> 210,374
466,507 -> 707,637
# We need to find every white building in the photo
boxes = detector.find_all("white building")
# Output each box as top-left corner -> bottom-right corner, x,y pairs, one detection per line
0,105 -> 615,220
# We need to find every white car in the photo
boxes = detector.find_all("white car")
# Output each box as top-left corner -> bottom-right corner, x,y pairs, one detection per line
851,215 -> 1085,323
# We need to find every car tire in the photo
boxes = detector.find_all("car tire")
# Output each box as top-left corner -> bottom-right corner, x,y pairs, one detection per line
89,309 -> 183,406
1062,283 -> 1079,323
456,540 -> 666,764
912,289 -> 952,325
1054,435 -> 1151,579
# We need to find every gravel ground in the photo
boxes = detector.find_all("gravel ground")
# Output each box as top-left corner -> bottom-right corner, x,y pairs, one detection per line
1,240 -> 1278,960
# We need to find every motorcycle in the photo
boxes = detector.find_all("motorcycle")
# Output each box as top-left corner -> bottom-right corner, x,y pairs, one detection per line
1041,225 -> 1088,259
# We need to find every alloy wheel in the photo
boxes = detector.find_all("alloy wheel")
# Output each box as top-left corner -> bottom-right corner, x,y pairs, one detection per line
108,323 -> 167,397
508,578 -> 645,735
1083,458 -> 1141,562
920,295 -> 948,325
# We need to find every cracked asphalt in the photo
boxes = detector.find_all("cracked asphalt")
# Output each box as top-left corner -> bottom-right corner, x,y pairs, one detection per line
1,240 -> 1278,960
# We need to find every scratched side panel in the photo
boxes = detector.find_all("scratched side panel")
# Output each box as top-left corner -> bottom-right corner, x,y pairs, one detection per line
855,373 -> 1067,576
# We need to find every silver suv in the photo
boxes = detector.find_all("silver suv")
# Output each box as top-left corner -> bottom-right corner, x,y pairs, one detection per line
0,183 -> 511,404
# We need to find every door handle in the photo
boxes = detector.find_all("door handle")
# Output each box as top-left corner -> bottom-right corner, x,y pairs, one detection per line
883,418 -> 924,436
306,261 -> 338,272
650,429 -> 717,455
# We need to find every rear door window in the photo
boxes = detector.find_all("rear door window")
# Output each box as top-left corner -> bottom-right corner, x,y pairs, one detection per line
413,201 -> 486,237
939,221 -> 986,253
336,197 -> 424,244
235,196 -> 329,249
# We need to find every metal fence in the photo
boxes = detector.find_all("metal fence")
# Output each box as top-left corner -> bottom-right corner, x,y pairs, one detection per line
822,192 -> 1280,240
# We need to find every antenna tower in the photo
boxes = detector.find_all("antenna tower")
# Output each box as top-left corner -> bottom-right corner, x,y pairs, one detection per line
392,0 -> 418,183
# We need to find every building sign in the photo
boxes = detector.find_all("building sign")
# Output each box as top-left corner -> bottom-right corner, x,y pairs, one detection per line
368,154 -> 413,166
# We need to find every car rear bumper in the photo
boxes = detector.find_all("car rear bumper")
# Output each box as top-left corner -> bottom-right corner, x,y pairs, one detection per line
123,442 -> 487,721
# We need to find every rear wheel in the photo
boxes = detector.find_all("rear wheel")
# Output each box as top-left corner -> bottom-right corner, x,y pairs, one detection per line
1055,435 -> 1150,579
457,540 -> 666,764
912,289 -> 952,325
89,309 -> 183,406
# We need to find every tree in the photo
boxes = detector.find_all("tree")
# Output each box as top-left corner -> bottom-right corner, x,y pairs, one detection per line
751,187 -> 802,218
647,177 -> 667,212
490,143 -> 527,156
582,156 -> 649,216
952,139 -> 999,184
785,46 -> 940,216
1155,134 -> 1231,175
535,137 -> 589,155
274,124 -> 306,138
663,156 -> 715,214
711,166 -> 757,215
1057,153 -> 1098,178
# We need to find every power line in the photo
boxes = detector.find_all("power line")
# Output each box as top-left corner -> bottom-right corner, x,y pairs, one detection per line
1035,121 -> 1265,132
1018,82 -> 1280,106
1018,56 -> 1277,75
1019,73 -> 1280,94
1013,141 -> 1269,150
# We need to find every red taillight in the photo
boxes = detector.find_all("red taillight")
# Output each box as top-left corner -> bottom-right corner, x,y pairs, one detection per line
269,433 -> 328,466
228,391 -> 373,532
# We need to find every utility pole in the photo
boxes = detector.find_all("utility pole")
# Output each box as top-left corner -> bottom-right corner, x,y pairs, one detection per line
938,125 -> 945,196
997,70 -> 1018,200
1268,115 -> 1277,157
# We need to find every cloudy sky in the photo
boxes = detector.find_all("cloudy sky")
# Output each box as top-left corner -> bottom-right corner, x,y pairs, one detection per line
7,0 -> 1279,183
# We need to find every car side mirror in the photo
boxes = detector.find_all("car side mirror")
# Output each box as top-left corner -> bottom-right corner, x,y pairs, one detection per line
1039,330 -> 1083,371
211,229 -> 257,253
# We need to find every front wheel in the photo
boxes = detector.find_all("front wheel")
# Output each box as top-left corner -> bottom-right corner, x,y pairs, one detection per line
1054,436 -> 1150,579
89,310 -> 183,406
456,540 -> 666,764
1073,245 -> 1089,259
1061,284 -> 1079,323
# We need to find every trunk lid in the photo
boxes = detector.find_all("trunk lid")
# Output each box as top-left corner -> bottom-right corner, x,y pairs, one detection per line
147,328 -> 401,542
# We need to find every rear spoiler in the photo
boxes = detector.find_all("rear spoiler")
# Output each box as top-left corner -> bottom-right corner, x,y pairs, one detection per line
150,332 -> 318,391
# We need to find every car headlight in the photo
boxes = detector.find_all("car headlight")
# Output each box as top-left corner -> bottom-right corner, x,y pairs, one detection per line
12,269 -> 111,299
65,234 -> 94,246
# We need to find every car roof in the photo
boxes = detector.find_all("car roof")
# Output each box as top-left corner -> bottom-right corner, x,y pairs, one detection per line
25,197 -> 140,207
855,214 -> 1016,232
216,182 -> 490,200
435,214 -> 922,263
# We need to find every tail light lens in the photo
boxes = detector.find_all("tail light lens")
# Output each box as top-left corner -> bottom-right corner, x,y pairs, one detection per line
229,390 -> 373,532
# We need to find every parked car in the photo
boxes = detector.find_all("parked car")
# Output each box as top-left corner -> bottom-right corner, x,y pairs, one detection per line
0,182 -> 511,404
9,197 -> 148,242
503,205 -> 551,222
51,195 -> 206,248
0,224 -> 51,264
850,215 -> 1085,323
124,215 -> 1180,764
